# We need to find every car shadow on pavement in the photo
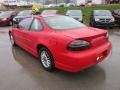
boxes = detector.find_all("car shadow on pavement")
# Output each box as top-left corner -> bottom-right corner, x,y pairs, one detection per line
11,46 -> 106,89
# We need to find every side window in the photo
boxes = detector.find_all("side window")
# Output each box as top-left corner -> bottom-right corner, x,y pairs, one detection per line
19,18 -> 33,30
30,19 -> 43,31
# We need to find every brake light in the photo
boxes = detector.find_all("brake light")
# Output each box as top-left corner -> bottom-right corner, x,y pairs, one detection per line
67,40 -> 90,51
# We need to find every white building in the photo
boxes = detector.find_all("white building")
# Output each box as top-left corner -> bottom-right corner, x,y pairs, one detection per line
73,0 -> 105,5
2,0 -> 19,5
92,0 -> 104,4
76,0 -> 86,6
1,0 -> 33,6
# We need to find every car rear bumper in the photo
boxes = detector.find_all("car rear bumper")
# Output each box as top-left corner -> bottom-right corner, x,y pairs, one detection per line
55,41 -> 112,72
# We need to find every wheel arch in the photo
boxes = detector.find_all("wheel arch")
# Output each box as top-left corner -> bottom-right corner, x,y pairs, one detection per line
36,43 -> 56,71
9,31 -> 12,36
36,44 -> 50,54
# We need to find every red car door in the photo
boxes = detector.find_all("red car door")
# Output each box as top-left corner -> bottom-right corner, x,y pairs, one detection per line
13,18 -> 33,49
12,27 -> 25,46
22,18 -> 44,56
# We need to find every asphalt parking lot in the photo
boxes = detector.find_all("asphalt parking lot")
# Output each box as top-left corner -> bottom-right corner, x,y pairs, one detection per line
0,26 -> 120,90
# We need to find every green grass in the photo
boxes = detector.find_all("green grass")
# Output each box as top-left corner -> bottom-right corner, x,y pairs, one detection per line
40,4 -> 120,24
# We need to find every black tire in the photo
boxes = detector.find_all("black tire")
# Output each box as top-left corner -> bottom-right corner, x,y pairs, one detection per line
109,26 -> 113,29
9,33 -> 17,46
39,47 -> 55,72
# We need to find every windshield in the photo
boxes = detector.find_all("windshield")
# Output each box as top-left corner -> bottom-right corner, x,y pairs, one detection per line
0,12 -> 12,17
44,16 -> 86,30
67,10 -> 82,16
94,10 -> 112,16
18,10 -> 32,16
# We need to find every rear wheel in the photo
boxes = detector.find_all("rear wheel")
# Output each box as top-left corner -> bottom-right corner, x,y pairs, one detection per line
39,47 -> 55,72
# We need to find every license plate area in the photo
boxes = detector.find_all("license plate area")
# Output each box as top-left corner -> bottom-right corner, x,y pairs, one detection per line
97,50 -> 108,61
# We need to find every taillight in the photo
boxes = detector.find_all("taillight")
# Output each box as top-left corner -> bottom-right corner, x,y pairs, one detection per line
67,40 -> 90,51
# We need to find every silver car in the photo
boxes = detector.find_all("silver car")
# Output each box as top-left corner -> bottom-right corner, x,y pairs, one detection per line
66,10 -> 83,23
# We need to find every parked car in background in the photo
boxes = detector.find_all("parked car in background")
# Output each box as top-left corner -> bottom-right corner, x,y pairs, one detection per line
0,11 -> 17,26
12,10 -> 33,25
57,3 -> 66,7
9,15 -> 111,72
66,10 -> 84,23
47,4 -> 57,8
112,9 -> 120,24
106,0 -> 120,4
66,3 -> 75,7
0,11 -> 3,13
90,10 -> 115,28
41,10 -> 58,16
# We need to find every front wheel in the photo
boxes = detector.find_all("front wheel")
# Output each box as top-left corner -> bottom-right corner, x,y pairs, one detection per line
9,34 -> 16,46
39,47 -> 55,72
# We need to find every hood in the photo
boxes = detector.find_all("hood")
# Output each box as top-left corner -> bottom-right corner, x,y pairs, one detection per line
69,15 -> 82,19
69,15 -> 83,21
56,27 -> 107,39
95,16 -> 114,19
70,15 -> 82,18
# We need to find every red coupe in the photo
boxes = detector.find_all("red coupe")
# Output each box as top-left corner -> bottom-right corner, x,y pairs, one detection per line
9,15 -> 111,72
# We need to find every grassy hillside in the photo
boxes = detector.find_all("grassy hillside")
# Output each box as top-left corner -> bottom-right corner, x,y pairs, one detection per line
40,4 -> 120,24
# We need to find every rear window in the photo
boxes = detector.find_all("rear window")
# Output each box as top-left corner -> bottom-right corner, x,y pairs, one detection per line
44,16 -> 86,30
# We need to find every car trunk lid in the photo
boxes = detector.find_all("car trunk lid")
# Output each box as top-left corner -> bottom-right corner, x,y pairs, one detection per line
56,27 -> 108,47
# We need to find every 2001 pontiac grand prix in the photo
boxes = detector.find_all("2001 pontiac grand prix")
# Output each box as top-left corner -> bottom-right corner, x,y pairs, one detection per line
9,15 -> 112,72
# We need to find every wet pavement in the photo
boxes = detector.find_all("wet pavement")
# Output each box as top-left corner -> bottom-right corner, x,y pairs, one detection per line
0,27 -> 120,90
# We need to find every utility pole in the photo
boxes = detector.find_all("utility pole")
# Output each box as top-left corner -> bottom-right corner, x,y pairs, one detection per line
43,0 -> 44,8
55,0 -> 57,6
